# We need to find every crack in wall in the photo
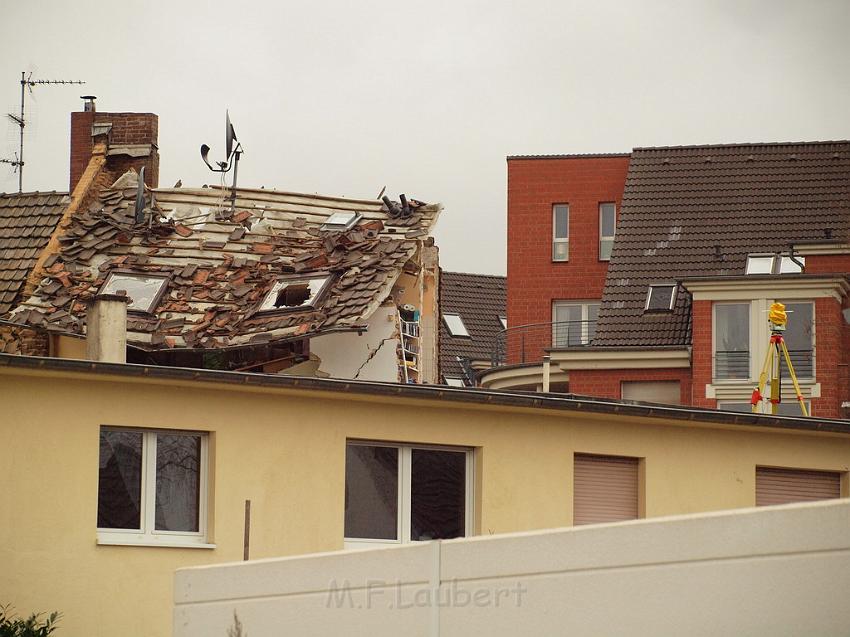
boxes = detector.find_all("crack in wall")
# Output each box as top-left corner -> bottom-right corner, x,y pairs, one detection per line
353,336 -> 398,380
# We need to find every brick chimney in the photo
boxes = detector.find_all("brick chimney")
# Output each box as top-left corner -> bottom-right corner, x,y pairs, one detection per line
69,97 -> 160,192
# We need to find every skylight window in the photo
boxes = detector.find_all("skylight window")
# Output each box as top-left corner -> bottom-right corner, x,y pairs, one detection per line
745,254 -> 805,275
499,316 -> 508,330
644,284 -> 677,313
443,313 -> 470,337
259,276 -> 330,312
444,376 -> 466,388
100,273 -> 168,313
321,211 -> 360,231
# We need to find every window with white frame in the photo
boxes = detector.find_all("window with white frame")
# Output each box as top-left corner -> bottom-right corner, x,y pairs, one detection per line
745,254 -> 805,275
97,427 -> 209,546
443,376 -> 466,388
714,302 -> 750,380
552,301 -> 599,347
259,276 -> 330,312
552,204 -> 569,261
645,284 -> 677,312
344,441 -> 472,547
442,313 -> 470,337
778,301 -> 814,379
100,272 -> 168,313
599,203 -> 616,261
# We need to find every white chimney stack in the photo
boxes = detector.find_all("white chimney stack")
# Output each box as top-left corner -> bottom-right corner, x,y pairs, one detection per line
86,293 -> 129,363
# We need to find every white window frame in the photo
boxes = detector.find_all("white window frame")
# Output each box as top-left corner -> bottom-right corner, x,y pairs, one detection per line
499,316 -> 508,330
644,284 -> 677,312
259,275 -> 331,312
344,441 -> 474,550
100,272 -> 169,313
444,376 -> 467,388
443,312 -> 470,337
321,211 -> 361,231
552,300 -> 600,346
552,204 -> 569,262
97,427 -> 212,548
598,202 -> 616,261
713,301 -> 751,382
777,299 -> 815,381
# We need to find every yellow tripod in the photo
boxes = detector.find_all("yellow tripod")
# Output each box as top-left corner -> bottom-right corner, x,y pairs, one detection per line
750,303 -> 808,416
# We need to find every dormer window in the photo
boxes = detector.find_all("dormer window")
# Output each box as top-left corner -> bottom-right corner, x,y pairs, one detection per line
745,254 -> 805,275
644,284 -> 677,312
321,211 -> 361,231
259,276 -> 330,312
100,272 -> 168,313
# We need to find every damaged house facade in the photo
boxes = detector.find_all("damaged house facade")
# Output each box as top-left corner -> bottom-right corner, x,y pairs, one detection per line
483,142 -> 850,418
0,100 -> 441,383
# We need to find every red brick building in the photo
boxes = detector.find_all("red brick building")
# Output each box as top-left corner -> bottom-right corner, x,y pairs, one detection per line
485,142 -> 850,419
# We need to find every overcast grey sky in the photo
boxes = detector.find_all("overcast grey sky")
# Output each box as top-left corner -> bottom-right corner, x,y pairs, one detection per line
1,0 -> 848,275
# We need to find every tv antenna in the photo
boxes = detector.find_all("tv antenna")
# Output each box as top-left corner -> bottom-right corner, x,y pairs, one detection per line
200,111 -> 243,211
5,71 -> 85,192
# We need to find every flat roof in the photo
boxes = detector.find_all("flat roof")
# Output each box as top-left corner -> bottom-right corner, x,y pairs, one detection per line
2,353 -> 849,435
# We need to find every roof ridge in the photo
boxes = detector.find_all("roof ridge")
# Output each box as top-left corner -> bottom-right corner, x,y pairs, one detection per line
633,140 -> 850,152
507,153 -> 631,160
0,190 -> 68,197
442,270 -> 506,280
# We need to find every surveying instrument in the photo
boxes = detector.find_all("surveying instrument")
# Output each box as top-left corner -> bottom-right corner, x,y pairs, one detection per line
750,302 -> 808,416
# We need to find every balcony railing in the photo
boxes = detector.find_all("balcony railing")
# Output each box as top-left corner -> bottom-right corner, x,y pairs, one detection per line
714,348 -> 815,381
491,320 -> 597,368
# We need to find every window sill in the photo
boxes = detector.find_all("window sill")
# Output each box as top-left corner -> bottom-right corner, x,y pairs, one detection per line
97,537 -> 215,549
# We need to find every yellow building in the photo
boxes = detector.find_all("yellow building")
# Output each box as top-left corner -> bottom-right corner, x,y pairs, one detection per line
2,353 -> 850,636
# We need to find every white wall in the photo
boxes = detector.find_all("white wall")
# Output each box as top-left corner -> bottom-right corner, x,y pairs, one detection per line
310,307 -> 399,382
174,499 -> 850,637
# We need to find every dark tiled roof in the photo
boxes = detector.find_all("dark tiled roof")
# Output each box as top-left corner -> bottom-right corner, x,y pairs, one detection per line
594,140 -> 850,347
0,191 -> 69,315
439,271 -> 506,382
6,172 -> 440,350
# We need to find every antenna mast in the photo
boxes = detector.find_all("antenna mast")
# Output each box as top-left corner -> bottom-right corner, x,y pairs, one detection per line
5,71 -> 85,193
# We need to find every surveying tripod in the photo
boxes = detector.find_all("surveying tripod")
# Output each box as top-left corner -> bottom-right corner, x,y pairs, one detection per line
750,302 -> 808,417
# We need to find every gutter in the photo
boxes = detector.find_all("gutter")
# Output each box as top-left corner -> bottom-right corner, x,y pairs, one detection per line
1,353 -> 849,435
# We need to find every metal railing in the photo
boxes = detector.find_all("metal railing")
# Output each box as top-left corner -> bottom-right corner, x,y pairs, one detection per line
714,348 -> 815,381
491,320 -> 597,367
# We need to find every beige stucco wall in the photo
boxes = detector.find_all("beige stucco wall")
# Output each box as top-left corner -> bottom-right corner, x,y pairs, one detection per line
173,499 -> 850,637
2,366 -> 850,636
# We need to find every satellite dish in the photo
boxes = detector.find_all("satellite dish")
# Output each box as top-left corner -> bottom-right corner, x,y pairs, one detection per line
134,166 -> 146,224
225,110 -> 237,160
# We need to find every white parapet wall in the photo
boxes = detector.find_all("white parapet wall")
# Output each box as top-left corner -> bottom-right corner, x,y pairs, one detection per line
174,499 -> 850,637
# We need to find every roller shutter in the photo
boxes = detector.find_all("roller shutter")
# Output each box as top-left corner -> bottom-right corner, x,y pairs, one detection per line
574,454 -> 638,525
756,467 -> 840,506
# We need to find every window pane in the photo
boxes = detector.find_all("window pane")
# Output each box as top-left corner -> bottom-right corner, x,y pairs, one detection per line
587,304 -> 600,342
101,275 -> 166,312
600,203 -> 616,236
646,285 -> 675,311
411,449 -> 466,541
345,445 -> 399,540
745,256 -> 775,275
715,303 -> 750,379
98,430 -> 143,529
780,302 -> 814,378
155,433 -> 201,532
553,205 -> 569,239
599,238 -> 613,261
552,241 -> 569,261
553,304 -> 582,347
443,313 -> 470,337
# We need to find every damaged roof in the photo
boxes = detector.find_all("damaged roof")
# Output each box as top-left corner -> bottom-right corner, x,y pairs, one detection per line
6,172 -> 440,350
439,271 -> 506,382
594,140 -> 850,347
0,191 -> 69,315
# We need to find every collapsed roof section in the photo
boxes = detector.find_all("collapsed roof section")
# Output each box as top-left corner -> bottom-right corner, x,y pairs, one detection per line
7,171 -> 441,351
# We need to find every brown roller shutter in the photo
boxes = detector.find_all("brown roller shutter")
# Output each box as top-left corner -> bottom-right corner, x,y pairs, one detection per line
574,453 -> 639,525
756,467 -> 841,506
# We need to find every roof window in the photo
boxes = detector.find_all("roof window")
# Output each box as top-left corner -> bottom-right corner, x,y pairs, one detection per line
499,316 -> 508,330
745,254 -> 805,275
100,273 -> 168,313
644,284 -> 677,313
321,211 -> 361,231
443,313 -> 470,337
444,376 -> 466,388
259,276 -> 330,312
